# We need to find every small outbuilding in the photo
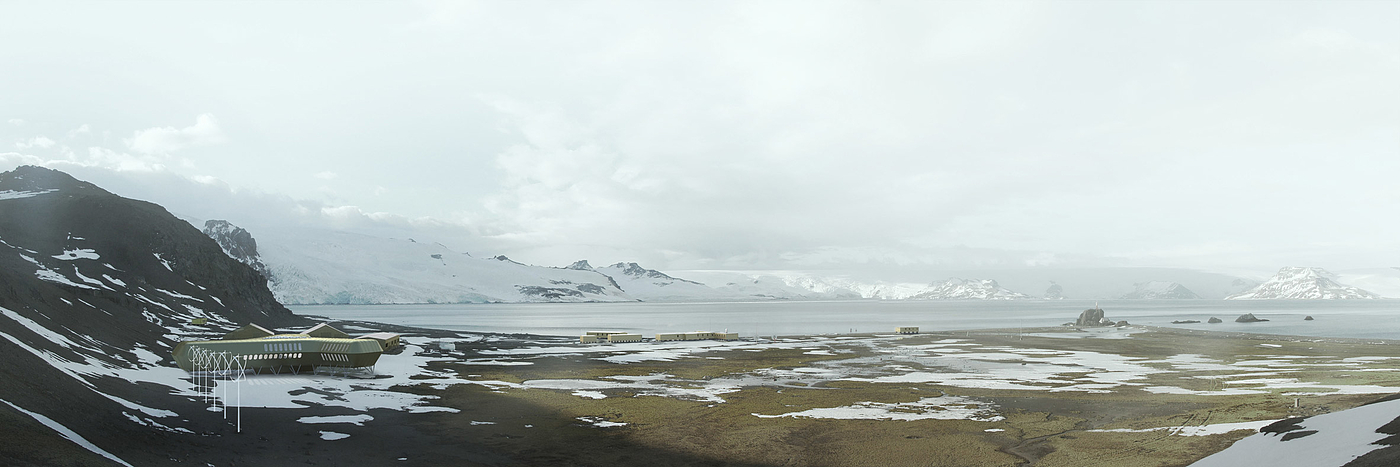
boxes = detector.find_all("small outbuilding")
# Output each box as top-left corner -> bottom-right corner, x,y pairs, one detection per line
896,326 -> 919,334
359,332 -> 401,350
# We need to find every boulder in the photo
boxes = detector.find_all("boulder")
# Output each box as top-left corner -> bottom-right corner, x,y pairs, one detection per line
1208,317 -> 1223,323
1076,308 -> 1107,327
1236,313 -> 1269,323
1115,320 -> 1129,326
1304,316 -> 1314,321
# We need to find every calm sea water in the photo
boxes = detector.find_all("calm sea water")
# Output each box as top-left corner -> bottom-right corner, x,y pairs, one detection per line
292,299 -> 1400,340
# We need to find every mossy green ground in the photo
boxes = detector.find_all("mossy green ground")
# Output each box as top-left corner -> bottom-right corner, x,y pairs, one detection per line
408,328 -> 1400,466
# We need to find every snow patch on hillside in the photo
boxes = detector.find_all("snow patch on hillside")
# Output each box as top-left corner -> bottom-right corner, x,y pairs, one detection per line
0,188 -> 58,200
1190,398 -> 1400,467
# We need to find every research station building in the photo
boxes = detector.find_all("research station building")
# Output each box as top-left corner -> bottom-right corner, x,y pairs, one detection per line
173,323 -> 400,373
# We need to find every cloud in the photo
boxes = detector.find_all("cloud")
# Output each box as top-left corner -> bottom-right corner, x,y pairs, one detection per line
6,119 -> 23,126
14,136 -> 55,149
313,171 -> 338,180
66,124 -> 91,138
3,123 -> 171,173
0,152 -> 46,167
126,113 -> 226,154
84,147 -> 166,172
3,2 -> 1396,276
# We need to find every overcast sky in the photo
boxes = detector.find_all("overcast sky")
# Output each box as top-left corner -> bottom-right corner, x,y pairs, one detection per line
2,1 -> 1397,277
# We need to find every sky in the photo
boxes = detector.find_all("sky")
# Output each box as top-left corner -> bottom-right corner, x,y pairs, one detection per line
1,0 -> 1397,279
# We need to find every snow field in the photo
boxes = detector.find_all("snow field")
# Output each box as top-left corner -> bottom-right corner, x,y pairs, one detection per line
1190,398 -> 1400,467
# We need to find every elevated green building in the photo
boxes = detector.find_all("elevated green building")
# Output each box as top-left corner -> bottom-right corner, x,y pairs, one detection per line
173,323 -> 398,372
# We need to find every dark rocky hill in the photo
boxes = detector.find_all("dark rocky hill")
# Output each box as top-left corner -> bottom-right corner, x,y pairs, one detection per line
0,165 -> 308,466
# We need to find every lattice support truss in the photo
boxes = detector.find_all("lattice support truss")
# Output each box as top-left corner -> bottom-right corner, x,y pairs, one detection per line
188,347 -> 246,433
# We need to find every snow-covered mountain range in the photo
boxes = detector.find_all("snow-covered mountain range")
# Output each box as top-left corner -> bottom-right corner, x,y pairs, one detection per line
1120,281 -> 1201,299
1227,267 -> 1381,300
203,223 -> 638,304
908,278 -> 1032,300
579,261 -> 739,302
196,218 -> 1400,304
1334,268 -> 1400,299
198,222 -> 1069,304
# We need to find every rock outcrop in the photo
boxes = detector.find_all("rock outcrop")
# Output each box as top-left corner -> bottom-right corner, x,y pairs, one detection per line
202,219 -> 272,280
1075,308 -> 1116,326
1208,317 -> 1223,323
1236,313 -> 1269,323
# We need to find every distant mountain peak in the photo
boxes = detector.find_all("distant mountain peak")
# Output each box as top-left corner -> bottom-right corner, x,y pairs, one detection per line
1227,267 -> 1379,300
910,277 -> 1031,300
1120,281 -> 1201,299
565,260 -> 594,271
605,262 -> 703,284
